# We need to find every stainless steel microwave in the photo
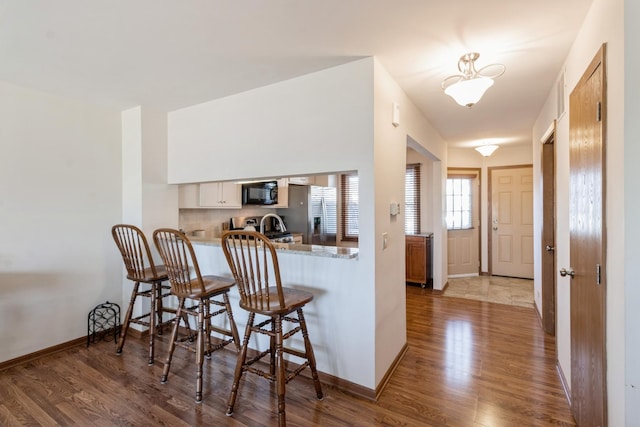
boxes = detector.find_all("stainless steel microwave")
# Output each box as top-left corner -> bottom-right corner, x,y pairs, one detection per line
241,181 -> 278,205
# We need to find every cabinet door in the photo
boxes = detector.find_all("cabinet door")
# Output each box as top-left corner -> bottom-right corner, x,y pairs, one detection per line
199,182 -> 242,208
178,184 -> 201,208
220,182 -> 242,208
199,182 -> 222,207
406,236 -> 427,284
288,176 -> 311,185
268,178 -> 289,208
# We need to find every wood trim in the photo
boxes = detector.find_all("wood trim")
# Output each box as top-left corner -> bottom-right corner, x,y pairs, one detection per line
533,299 -> 544,329
375,343 -> 408,400
0,325 -> 153,372
541,121 -> 557,336
302,342 -> 409,402
557,360 -> 572,410
0,336 -> 86,371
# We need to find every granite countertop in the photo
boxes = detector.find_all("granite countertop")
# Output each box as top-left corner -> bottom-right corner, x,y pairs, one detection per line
188,236 -> 359,260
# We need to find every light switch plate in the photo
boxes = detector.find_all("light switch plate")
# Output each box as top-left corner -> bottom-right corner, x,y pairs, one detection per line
382,232 -> 388,249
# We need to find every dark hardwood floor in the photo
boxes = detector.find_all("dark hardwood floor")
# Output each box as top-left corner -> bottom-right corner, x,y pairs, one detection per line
0,287 -> 576,426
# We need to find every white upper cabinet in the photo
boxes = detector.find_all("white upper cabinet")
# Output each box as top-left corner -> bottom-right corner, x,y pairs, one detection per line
178,182 -> 242,209
288,175 -> 334,187
200,182 -> 242,208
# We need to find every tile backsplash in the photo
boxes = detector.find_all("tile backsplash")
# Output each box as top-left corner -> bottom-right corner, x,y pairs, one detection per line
179,207 -> 275,238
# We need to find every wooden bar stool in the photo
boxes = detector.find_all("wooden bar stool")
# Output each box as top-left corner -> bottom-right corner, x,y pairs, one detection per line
221,230 -> 323,427
112,224 -> 177,365
153,228 -> 240,403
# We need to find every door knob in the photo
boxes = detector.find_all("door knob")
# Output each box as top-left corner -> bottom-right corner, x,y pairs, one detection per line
545,245 -> 555,252
560,267 -> 575,278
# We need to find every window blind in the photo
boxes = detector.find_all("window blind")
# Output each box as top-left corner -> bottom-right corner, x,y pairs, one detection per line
340,173 -> 359,241
405,164 -> 421,234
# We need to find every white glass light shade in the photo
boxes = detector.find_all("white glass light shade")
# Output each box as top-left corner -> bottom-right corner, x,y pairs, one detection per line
475,144 -> 499,157
444,77 -> 494,107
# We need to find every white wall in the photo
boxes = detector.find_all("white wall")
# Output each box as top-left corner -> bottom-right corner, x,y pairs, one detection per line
0,81 -> 123,363
626,1 -> 640,424
121,106 -> 179,328
167,58 -> 450,390
532,0 -> 625,424
372,59 -> 449,385
167,59 -> 374,184
448,145 -> 533,274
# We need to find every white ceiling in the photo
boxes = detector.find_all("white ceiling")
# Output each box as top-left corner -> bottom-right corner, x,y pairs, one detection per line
0,1 -> 593,148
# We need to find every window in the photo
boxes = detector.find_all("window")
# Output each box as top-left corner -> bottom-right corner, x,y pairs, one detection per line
405,164 -> 421,234
341,173 -> 359,241
446,177 -> 473,229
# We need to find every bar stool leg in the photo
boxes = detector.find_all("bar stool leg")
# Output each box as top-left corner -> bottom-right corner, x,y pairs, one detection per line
147,282 -> 157,366
274,316 -> 286,427
270,319 -> 276,376
226,312 -> 254,416
222,292 -> 241,351
161,298 -> 184,384
195,299 -> 205,403
298,309 -> 324,399
117,281 -> 140,355
204,299 -> 213,360
155,282 -> 165,335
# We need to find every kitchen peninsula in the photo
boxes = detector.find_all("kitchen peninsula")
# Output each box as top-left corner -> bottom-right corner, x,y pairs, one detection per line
184,234 -> 371,396
189,235 -> 358,259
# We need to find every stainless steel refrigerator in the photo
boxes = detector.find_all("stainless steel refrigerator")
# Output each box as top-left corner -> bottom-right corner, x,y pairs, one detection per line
278,184 -> 336,245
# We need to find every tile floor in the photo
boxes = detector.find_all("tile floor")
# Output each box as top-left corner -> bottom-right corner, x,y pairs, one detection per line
443,275 -> 534,308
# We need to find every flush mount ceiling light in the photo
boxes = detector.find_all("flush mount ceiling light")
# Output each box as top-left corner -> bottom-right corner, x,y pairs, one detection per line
475,144 -> 499,157
441,52 -> 506,108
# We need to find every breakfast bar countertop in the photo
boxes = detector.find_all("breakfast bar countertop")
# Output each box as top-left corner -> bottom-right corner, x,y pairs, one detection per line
188,236 -> 359,260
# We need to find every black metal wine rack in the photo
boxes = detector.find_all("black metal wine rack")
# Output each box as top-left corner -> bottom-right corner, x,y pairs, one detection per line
87,301 -> 121,347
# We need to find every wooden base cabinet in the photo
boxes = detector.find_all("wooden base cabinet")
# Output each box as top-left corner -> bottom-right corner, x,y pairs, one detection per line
406,234 -> 433,288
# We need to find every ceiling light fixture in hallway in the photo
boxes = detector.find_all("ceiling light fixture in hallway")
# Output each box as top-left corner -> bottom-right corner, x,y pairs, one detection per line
441,52 -> 506,108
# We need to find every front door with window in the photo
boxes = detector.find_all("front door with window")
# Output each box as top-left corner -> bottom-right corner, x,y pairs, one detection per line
446,171 -> 480,276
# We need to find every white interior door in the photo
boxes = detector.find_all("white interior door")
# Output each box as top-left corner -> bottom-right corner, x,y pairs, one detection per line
490,167 -> 533,279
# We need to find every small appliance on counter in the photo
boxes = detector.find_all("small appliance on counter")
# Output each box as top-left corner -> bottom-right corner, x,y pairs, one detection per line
229,216 -> 294,243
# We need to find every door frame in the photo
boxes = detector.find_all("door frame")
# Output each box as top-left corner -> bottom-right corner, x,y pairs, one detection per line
541,121 -> 557,336
487,164 -> 534,277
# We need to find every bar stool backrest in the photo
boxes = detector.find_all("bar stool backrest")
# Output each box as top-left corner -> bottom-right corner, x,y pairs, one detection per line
153,228 -> 205,298
112,224 -> 161,281
221,230 -> 286,312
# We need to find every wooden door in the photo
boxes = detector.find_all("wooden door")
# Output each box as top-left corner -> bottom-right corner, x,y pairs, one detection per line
568,45 -> 607,426
490,166 -> 534,278
541,124 -> 557,335
447,170 -> 480,276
